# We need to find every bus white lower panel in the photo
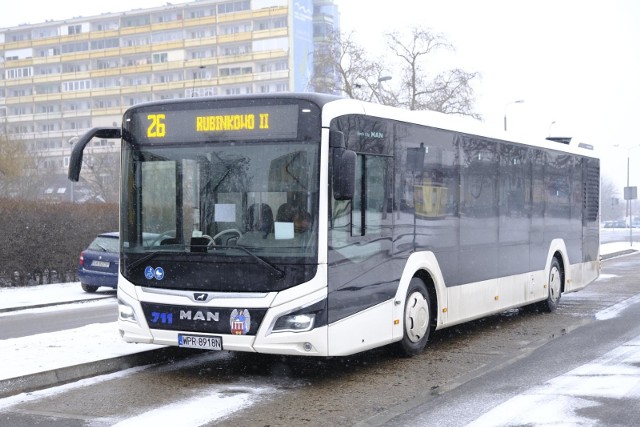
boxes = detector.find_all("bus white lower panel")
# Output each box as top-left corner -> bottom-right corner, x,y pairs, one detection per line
327,300 -> 395,356
445,270 -> 547,326
118,278 -> 154,344
119,321 -> 153,344
565,260 -> 599,293
253,326 -> 328,356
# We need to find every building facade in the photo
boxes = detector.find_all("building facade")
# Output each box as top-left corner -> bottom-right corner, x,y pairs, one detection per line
0,0 -> 339,193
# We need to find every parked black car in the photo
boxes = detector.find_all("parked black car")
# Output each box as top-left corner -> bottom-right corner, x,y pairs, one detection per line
78,232 -> 119,292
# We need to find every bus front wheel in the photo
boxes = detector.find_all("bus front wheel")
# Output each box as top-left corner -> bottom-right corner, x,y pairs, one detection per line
397,277 -> 432,357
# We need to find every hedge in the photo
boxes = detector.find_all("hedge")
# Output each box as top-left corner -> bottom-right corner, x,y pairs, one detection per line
0,199 -> 118,287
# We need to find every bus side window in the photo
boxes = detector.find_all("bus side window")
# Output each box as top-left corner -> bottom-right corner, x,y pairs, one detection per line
352,154 -> 388,237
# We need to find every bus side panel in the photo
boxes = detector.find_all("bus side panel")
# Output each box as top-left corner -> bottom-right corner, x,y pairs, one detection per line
544,151 -> 583,266
458,135 -> 499,284
327,300 -> 394,356
566,157 -> 600,293
530,148 -> 547,272
327,115 -> 402,325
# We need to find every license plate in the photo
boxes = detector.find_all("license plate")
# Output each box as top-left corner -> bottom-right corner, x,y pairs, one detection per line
91,260 -> 110,268
178,334 -> 223,350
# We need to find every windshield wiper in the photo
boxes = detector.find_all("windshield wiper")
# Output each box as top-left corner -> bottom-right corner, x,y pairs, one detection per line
212,245 -> 285,278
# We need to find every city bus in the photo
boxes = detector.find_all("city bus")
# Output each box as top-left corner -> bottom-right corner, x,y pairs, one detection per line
68,93 -> 600,357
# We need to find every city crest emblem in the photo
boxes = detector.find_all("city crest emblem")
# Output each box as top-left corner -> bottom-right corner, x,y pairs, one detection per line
230,309 -> 251,335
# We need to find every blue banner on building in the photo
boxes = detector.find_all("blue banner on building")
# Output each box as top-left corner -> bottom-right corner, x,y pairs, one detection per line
292,0 -> 314,92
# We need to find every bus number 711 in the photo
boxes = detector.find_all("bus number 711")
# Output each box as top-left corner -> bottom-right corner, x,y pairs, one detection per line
147,114 -> 166,138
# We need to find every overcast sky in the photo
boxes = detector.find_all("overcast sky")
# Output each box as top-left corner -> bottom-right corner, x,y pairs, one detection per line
2,0 -> 639,188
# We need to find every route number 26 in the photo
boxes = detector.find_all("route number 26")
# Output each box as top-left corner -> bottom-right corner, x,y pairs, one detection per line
147,114 -> 166,138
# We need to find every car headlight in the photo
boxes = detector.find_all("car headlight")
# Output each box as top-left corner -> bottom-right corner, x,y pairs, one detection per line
118,300 -> 137,323
271,299 -> 327,333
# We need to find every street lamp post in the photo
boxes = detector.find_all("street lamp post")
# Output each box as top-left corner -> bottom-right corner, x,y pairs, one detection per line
614,144 -> 640,246
628,155 -> 632,246
504,99 -> 524,131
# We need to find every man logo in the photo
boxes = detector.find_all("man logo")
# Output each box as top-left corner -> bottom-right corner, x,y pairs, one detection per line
194,293 -> 208,301
180,310 -> 219,322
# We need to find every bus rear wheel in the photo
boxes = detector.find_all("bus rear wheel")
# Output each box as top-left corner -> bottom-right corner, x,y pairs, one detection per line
538,257 -> 563,312
396,277 -> 432,357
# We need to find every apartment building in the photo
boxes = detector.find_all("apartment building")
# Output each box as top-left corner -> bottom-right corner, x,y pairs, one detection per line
0,0 -> 339,192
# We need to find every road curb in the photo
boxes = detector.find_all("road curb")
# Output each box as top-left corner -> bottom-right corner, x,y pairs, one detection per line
601,249 -> 637,260
0,296 -> 114,314
0,346 -> 197,399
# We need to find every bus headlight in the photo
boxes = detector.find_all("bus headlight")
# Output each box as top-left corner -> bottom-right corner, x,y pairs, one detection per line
273,313 -> 316,332
118,300 -> 137,323
271,299 -> 327,333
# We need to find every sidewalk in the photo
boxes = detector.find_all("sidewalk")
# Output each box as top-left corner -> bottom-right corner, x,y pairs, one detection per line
0,281 -> 113,313
599,241 -> 637,259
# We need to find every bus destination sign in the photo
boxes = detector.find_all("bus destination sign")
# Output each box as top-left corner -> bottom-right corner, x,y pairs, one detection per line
134,104 -> 299,143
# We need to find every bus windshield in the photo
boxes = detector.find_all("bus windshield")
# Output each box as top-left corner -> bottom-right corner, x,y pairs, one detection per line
120,140 -> 320,292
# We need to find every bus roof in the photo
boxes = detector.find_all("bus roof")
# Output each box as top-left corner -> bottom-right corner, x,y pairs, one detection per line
124,93 -> 597,160
322,97 -> 599,160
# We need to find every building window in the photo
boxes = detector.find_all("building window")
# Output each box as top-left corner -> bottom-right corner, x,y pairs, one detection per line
62,80 -> 91,92
68,25 -> 82,35
152,53 -> 168,63
217,1 -> 250,14
5,67 -> 33,79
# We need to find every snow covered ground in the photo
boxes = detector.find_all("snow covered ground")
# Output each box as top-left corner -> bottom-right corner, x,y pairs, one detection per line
0,283 -> 158,382
0,280 -> 112,312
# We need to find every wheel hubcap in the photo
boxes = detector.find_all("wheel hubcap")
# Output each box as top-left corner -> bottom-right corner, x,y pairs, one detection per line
405,291 -> 429,343
549,266 -> 561,302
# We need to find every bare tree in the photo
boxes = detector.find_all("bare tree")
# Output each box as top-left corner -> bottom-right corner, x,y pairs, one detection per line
311,31 -> 389,102
0,133 -> 52,199
81,151 -> 120,203
600,177 -> 625,221
386,27 -> 481,118
0,133 -> 27,195
311,28 -> 481,119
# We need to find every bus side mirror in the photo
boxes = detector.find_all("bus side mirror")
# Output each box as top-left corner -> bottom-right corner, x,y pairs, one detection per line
330,131 -> 356,200
68,127 -> 121,182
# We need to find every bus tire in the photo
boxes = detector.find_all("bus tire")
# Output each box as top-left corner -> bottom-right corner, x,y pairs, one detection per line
539,257 -> 563,312
396,277 -> 432,357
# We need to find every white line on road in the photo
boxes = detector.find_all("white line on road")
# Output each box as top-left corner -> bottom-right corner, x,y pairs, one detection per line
595,294 -> 640,320
108,385 -> 276,427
